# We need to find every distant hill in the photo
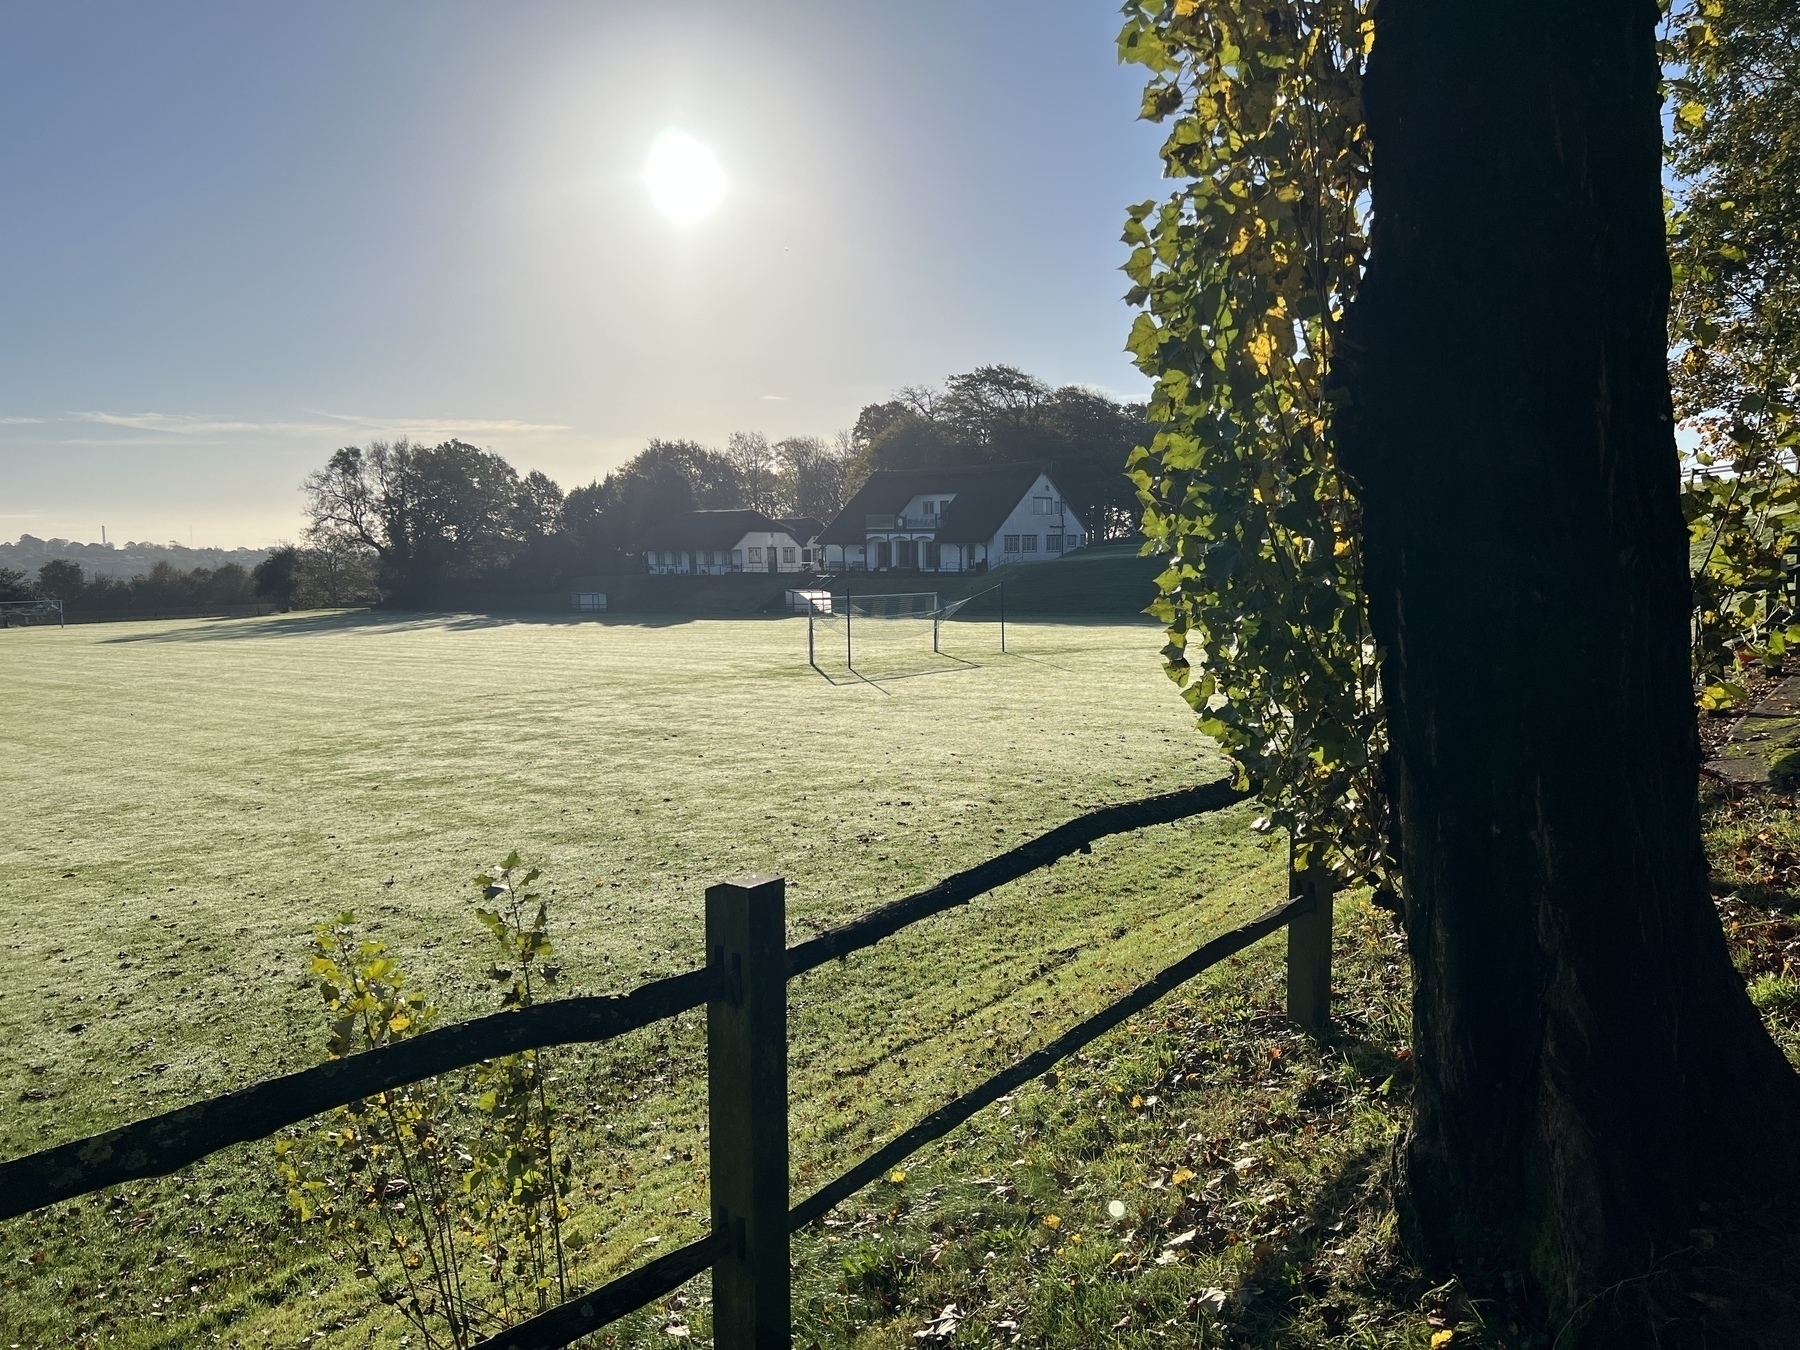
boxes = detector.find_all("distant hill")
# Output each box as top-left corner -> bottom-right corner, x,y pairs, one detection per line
0,535 -> 271,580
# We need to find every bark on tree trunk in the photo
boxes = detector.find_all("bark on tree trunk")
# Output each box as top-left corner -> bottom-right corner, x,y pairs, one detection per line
1338,0 -> 1800,1338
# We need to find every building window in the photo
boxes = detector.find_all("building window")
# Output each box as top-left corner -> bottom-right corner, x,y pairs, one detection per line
1004,534 -> 1020,552
924,541 -> 940,569
783,546 -> 796,563
1020,534 -> 1038,552
1047,533 -> 1064,552
801,548 -> 812,563
1032,497 -> 1052,515
748,547 -> 762,563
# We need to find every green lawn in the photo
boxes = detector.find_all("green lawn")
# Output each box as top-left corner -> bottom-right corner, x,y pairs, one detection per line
0,610 -> 1290,1349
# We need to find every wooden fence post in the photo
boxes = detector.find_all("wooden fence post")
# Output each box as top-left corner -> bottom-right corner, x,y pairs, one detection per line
706,874 -> 791,1350
1286,844 -> 1333,1035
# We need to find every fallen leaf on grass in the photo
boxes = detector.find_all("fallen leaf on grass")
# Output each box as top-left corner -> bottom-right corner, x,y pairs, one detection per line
914,1303 -> 962,1343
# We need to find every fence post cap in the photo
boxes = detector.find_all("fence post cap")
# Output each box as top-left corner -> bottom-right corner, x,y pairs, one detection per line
711,873 -> 784,892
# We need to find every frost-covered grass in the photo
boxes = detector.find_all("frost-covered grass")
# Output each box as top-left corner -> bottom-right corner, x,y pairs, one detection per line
0,611 -> 1291,1348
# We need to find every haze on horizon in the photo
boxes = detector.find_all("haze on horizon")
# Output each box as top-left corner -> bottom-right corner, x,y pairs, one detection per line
0,2 -> 1166,549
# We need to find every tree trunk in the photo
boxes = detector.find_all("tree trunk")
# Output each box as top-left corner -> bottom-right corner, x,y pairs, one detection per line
1338,0 -> 1800,1337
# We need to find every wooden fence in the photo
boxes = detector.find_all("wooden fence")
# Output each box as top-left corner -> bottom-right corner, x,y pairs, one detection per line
0,778 -> 1338,1350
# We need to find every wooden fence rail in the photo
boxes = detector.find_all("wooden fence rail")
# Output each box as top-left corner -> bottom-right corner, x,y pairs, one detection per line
0,967 -> 722,1220
0,778 -> 1335,1350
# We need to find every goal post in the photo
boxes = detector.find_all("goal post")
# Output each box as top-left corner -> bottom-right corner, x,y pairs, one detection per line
931,582 -> 1005,656
804,583 -> 1007,676
0,598 -> 64,628
807,591 -> 939,675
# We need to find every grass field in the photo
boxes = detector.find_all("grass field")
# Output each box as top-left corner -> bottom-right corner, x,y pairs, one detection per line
0,609 -> 1298,1348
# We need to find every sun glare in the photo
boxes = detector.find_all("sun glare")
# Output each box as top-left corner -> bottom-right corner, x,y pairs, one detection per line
645,130 -> 726,227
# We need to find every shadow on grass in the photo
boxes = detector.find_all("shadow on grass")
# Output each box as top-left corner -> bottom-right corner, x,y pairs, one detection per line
810,653 -> 985,694
1217,1033 -> 1438,1347
95,608 -> 719,643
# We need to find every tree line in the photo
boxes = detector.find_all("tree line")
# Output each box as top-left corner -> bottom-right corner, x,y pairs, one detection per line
0,558 -> 262,617
295,365 -> 1146,606
0,366 -> 1146,616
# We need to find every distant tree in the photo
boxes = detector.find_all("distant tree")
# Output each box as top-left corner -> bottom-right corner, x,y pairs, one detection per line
133,561 -> 187,610
0,567 -> 37,602
727,431 -> 780,515
301,439 -> 530,601
253,546 -> 302,610
852,399 -> 914,451
606,444 -> 706,540
512,470 -> 565,540
776,434 -> 853,521
556,438 -> 747,568
939,365 -> 1055,444
296,545 -> 380,608
649,438 -> 743,508
204,563 -> 255,606
1038,387 -> 1148,541
860,413 -> 964,474
557,477 -> 618,546
34,559 -> 85,603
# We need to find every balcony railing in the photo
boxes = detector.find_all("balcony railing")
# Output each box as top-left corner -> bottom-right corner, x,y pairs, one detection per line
864,514 -> 940,531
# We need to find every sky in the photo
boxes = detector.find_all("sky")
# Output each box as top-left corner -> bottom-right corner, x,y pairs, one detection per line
0,2 -> 1170,548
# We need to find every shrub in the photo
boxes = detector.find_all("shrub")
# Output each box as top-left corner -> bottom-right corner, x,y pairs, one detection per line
275,853 -> 574,1348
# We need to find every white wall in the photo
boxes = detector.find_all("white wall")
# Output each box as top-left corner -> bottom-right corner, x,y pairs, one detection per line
821,473 -> 1086,573
985,472 -> 1086,565
645,529 -> 809,575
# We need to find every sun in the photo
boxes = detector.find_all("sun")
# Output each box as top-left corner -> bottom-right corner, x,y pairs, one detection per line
645,130 -> 727,227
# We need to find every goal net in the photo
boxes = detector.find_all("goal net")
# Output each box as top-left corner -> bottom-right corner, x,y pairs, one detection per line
0,598 -> 64,628
927,583 -> 1006,661
807,591 -> 942,677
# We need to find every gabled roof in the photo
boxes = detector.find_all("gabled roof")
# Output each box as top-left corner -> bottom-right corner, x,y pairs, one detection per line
634,509 -> 789,551
779,517 -> 827,543
818,464 -> 1053,545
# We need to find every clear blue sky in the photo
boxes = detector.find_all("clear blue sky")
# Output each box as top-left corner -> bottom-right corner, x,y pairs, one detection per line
0,2 -> 1167,547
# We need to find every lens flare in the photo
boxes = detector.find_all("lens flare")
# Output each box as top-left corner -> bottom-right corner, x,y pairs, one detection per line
645,130 -> 727,227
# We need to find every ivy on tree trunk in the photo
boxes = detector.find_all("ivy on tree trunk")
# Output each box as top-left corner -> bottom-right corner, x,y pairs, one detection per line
1339,0 -> 1800,1334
